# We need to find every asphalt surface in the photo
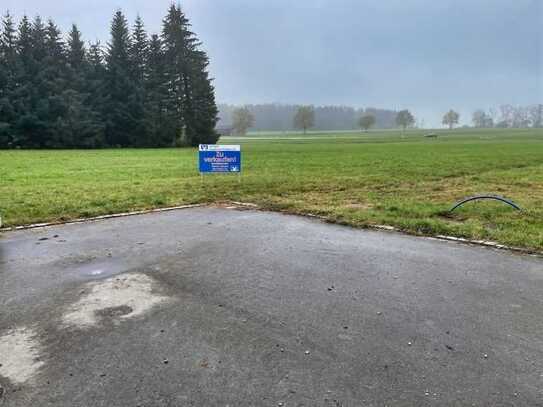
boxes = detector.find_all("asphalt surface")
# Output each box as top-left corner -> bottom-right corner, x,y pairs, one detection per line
1,207 -> 542,406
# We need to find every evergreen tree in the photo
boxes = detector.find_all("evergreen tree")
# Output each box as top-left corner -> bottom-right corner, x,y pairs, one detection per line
161,4 -> 218,146
104,10 -> 137,147
67,24 -> 85,70
85,41 -> 107,146
63,25 -> 105,148
130,16 -> 148,83
185,49 -> 218,145
127,16 -> 148,146
0,12 -> 17,146
14,15 -> 47,147
144,34 -> 171,146
42,19 -> 69,147
0,6 -> 219,149
161,4 -> 192,146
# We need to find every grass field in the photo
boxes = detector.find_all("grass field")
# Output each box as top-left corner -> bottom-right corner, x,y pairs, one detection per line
1,128 -> 542,250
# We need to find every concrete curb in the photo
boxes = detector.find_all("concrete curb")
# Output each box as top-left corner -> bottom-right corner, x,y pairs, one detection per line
1,201 -> 541,257
0,204 -> 206,232
242,204 -> 543,257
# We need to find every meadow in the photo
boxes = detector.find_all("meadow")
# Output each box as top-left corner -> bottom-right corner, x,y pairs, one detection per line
1,128 -> 542,250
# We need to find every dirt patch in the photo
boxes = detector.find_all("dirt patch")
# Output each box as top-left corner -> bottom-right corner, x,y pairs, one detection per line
0,327 -> 44,384
62,273 -> 172,328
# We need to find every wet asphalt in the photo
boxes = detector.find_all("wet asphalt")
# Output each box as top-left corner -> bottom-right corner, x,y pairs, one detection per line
1,207 -> 542,406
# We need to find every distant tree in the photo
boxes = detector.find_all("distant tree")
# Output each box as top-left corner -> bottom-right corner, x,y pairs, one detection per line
529,104 -> 542,128
472,110 -> 494,128
294,105 -> 315,134
232,107 -> 254,135
442,109 -> 460,130
395,109 -> 415,133
358,114 -> 376,132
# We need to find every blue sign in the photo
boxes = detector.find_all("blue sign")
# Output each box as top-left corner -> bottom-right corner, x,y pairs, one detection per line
199,145 -> 241,173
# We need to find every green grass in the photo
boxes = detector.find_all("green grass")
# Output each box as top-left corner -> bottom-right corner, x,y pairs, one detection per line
1,128 -> 542,250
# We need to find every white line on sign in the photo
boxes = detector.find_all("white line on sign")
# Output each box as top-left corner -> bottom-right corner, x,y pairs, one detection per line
199,144 -> 240,151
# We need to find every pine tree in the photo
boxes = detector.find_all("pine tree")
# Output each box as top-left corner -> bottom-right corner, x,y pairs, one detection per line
67,24 -> 85,70
85,41 -> 107,147
62,24 -> 105,148
128,16 -> 148,146
14,15 -> 47,147
185,49 -> 218,145
42,19 -> 69,147
161,4 -> 218,146
1,6 -> 219,149
161,4 -> 194,146
130,16 -> 148,83
104,10 -> 137,147
0,12 -> 17,146
144,34 -> 172,146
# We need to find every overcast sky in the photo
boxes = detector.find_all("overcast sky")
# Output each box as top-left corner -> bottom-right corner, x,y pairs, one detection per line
3,0 -> 542,126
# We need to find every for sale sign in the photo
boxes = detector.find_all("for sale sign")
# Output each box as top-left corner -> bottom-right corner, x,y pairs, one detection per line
198,145 -> 241,173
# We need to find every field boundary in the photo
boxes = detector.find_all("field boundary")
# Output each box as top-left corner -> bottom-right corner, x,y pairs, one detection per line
237,203 -> 543,257
1,201 -> 541,257
0,204 -> 206,232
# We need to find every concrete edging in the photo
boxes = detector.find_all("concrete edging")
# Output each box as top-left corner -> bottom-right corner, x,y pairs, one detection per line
1,201 -> 541,257
0,204 -> 206,232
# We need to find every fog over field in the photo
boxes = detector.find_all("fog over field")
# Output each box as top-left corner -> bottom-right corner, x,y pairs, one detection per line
4,0 -> 541,126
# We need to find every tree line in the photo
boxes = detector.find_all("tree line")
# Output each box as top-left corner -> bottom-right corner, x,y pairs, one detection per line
442,105 -> 542,130
0,6 -> 218,149
473,105 -> 542,129
227,105 -> 416,135
218,104 -> 400,134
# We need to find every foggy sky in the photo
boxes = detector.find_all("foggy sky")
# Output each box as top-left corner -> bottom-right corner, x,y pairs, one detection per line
3,0 -> 542,126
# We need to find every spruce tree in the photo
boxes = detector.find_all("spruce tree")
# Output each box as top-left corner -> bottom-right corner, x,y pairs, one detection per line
0,12 -> 17,146
14,15 -> 47,147
63,24 -> 105,148
161,4 -> 193,146
128,16 -> 148,146
0,6 -> 219,149
161,4 -> 218,146
104,10 -> 137,147
67,24 -> 85,70
144,34 -> 171,146
130,16 -> 148,83
86,41 -> 107,147
185,49 -> 218,145
42,19 -> 69,147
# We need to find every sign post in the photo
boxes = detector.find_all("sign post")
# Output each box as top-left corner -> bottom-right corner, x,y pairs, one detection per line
199,145 -> 241,181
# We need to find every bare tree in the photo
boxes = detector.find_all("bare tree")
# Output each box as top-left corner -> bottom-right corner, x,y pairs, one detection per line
529,104 -> 543,128
396,109 -> 415,134
472,110 -> 494,128
442,109 -> 460,130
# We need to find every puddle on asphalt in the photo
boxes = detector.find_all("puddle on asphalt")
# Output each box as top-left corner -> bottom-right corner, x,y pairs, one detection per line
75,259 -> 133,280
